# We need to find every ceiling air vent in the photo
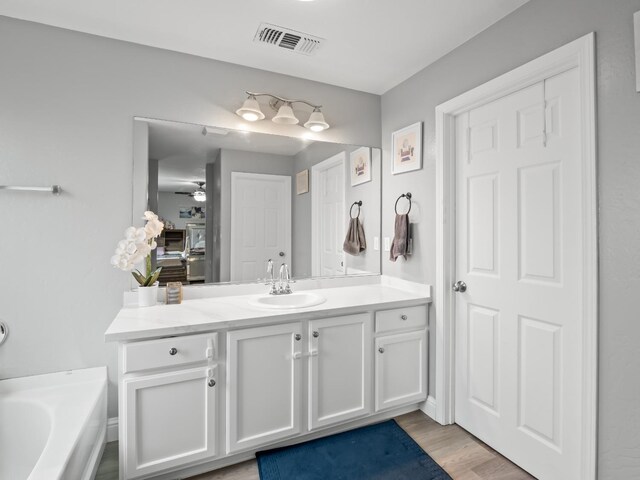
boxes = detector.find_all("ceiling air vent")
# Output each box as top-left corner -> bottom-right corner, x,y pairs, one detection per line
254,23 -> 323,56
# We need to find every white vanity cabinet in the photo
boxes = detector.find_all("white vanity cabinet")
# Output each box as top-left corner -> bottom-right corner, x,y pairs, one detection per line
374,306 -> 428,411
226,322 -> 303,454
109,285 -> 431,480
119,332 -> 219,479
308,313 -> 371,430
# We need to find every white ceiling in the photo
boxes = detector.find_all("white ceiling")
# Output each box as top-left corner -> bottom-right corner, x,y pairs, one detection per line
147,119 -> 313,192
0,0 -> 528,94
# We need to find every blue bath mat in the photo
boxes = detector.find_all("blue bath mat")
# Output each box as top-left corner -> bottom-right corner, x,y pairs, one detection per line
256,420 -> 452,480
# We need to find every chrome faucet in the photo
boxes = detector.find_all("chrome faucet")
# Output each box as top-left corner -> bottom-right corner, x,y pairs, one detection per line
266,259 -> 278,295
279,263 -> 292,294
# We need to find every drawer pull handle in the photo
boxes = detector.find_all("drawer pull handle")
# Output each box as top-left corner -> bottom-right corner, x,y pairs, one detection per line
169,348 -> 178,356
401,315 -> 408,320
378,347 -> 385,354
295,334 -> 302,341
312,331 -> 319,338
208,379 -> 216,388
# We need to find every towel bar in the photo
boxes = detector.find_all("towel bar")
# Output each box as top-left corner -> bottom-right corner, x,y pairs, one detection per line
0,185 -> 62,195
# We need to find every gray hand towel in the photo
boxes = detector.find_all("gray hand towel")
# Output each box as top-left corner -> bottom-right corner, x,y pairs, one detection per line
343,218 -> 367,255
390,214 -> 409,261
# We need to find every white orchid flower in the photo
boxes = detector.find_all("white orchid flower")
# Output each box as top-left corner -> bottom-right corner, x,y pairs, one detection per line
112,211 -> 163,284
143,211 -> 158,221
144,219 -> 164,239
124,226 -> 137,240
134,227 -> 146,243
110,254 -> 121,266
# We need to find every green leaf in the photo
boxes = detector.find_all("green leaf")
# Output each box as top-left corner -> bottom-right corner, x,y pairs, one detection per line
146,267 -> 162,286
131,270 -> 146,286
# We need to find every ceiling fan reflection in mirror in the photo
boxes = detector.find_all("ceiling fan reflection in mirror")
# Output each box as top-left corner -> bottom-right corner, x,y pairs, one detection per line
174,181 -> 206,202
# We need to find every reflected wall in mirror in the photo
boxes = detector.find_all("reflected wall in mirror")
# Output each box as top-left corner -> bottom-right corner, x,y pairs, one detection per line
135,118 -> 382,286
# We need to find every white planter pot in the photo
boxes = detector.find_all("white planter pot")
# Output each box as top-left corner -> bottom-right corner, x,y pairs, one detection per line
138,283 -> 159,307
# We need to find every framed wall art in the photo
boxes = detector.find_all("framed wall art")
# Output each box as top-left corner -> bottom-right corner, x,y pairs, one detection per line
296,169 -> 309,195
391,121 -> 422,175
350,147 -> 371,186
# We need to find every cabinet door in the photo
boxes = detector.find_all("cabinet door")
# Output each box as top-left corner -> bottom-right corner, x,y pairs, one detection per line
122,366 -> 217,479
227,323 -> 302,453
375,330 -> 427,411
308,314 -> 371,430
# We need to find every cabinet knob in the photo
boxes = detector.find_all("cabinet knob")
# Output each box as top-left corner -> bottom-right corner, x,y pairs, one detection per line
378,347 -> 385,354
295,334 -> 302,341
208,379 -> 216,388
312,331 -> 319,338
169,347 -> 178,356
401,314 -> 408,320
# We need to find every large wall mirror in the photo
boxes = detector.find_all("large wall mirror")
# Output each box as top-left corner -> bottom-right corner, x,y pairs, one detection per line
133,118 -> 382,286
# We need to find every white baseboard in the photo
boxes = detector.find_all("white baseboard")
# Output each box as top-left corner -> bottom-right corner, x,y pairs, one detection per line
420,395 -> 437,420
107,417 -> 119,443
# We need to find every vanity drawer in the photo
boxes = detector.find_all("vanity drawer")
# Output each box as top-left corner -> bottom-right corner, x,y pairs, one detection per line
123,332 -> 217,373
375,305 -> 427,333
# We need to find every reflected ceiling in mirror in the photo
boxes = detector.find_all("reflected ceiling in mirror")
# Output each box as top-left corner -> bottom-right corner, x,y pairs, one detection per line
136,118 -> 382,286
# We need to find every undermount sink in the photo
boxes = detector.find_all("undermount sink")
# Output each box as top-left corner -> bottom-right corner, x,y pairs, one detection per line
249,292 -> 326,309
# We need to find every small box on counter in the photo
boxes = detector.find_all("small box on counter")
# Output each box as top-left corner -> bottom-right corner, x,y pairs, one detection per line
165,282 -> 183,305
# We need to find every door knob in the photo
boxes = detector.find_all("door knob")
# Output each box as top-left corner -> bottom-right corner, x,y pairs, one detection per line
169,347 -> 178,355
279,251 -> 285,257
452,281 -> 467,293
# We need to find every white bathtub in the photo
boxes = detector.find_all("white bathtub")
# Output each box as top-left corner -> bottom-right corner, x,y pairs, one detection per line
0,367 -> 107,480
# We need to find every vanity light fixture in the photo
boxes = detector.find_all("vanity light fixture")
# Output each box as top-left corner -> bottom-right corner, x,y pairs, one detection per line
235,94 -> 266,122
235,91 -> 330,131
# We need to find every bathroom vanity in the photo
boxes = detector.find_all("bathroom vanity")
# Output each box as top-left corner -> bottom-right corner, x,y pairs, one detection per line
106,279 -> 431,480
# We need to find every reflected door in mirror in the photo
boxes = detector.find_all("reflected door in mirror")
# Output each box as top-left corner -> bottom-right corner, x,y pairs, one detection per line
230,173 -> 292,282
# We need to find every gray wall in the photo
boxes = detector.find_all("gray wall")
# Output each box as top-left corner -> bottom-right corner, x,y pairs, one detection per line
380,0 -> 640,478
217,149 -> 295,282
292,143 -> 381,278
157,192 -> 204,230
0,15 -> 381,419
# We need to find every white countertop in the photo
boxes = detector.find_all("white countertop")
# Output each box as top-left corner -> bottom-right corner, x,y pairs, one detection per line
105,280 -> 431,342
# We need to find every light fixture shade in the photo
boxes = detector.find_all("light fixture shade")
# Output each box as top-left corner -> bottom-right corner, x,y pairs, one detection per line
304,109 -> 330,132
272,103 -> 299,125
235,95 -> 265,122
193,190 -> 206,202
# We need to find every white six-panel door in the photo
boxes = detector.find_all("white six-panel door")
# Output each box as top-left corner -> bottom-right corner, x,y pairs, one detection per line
311,153 -> 346,276
230,172 -> 291,282
454,68 -> 582,480
308,314 -> 371,430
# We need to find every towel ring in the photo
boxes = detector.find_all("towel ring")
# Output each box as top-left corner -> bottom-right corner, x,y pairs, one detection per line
395,193 -> 412,215
350,201 -> 362,219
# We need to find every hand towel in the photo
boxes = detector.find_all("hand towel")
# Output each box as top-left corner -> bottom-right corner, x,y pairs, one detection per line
343,218 -> 367,255
390,214 -> 409,261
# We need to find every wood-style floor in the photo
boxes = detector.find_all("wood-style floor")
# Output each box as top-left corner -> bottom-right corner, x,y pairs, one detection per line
96,410 -> 534,480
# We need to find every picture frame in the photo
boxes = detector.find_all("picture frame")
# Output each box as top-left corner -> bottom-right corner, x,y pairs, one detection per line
296,169 -> 309,195
350,147 -> 372,186
179,206 -> 205,219
391,121 -> 422,175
